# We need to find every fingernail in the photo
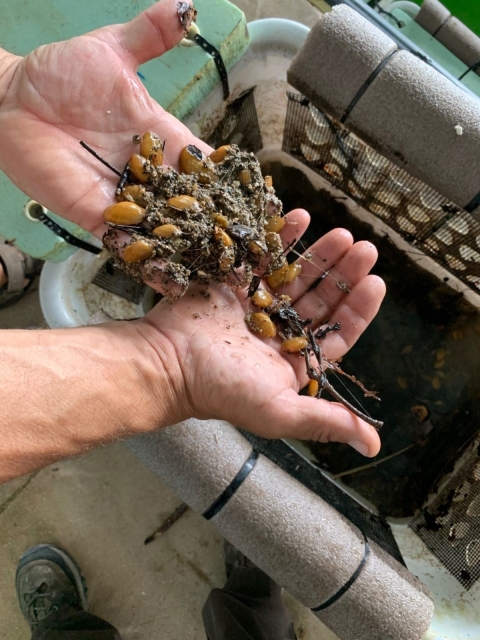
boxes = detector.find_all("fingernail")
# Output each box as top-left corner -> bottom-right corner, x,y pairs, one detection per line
348,440 -> 370,457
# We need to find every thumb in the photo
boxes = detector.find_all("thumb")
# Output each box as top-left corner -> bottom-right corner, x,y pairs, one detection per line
98,0 -> 195,67
247,389 -> 381,458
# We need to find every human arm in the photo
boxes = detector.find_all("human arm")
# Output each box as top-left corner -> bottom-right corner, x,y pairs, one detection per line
0,0 -> 205,235
0,216 -> 384,482
0,230 -> 383,484
0,321 -> 184,482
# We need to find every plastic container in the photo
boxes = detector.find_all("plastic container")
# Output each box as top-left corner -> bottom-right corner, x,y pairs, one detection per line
384,1 -> 420,20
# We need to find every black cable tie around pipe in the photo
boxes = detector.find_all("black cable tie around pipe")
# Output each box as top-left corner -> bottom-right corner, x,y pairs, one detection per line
311,530 -> 370,611
193,34 -> 230,101
341,49 -> 399,124
458,59 -> 480,81
202,449 -> 259,520
432,14 -> 452,39
38,212 -> 102,255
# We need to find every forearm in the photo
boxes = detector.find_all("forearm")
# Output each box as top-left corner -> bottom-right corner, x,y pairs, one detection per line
0,321 -> 184,482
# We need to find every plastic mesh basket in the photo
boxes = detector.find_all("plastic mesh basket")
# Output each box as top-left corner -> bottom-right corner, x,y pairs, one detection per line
282,92 -> 480,295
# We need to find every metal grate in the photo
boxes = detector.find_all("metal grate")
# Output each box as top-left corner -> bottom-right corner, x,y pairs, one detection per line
206,88 -> 263,153
92,259 -> 145,304
410,442 -> 480,589
282,92 -> 480,295
241,431 -> 406,567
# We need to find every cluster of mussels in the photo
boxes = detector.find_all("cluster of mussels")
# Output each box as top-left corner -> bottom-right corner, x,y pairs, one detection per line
102,133 -> 293,297
97,132 -> 382,429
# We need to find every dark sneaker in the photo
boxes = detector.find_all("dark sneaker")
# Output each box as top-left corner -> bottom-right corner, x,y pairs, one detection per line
224,540 -> 257,578
15,544 -> 87,631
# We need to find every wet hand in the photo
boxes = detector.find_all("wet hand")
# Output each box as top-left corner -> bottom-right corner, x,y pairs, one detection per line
141,212 -> 385,456
0,0 -> 206,237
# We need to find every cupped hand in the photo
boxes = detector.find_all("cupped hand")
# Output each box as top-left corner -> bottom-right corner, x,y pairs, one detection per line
142,211 -> 385,457
0,0 -> 206,237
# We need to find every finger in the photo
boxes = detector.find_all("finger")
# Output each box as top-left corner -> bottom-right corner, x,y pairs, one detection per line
292,240 -> 378,327
319,275 -> 386,360
103,0 -> 193,67
278,275 -> 385,386
268,228 -> 352,299
103,229 -> 187,298
280,209 -> 310,250
248,388 -> 381,457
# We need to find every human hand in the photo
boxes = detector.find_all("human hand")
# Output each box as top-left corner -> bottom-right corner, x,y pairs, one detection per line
0,0 -> 205,237
140,217 -> 385,457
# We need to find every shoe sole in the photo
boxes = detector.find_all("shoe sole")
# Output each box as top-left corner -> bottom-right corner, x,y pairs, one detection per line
16,544 -> 88,611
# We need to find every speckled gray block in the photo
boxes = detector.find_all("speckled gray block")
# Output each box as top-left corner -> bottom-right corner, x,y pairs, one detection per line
286,4 -> 397,119
436,16 -> 480,75
414,0 -> 450,35
128,420 -> 434,640
129,419 -> 252,512
287,4 -> 480,209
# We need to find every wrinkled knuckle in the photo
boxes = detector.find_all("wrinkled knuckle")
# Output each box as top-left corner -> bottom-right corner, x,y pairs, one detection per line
310,426 -> 330,443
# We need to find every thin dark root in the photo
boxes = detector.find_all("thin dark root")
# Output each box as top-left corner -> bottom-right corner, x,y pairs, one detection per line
80,141 -> 122,177
282,238 -> 296,256
230,265 -> 241,281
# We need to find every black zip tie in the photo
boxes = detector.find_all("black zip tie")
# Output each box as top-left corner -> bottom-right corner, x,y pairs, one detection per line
193,34 -> 230,101
202,449 -> 259,520
311,530 -> 370,612
432,15 -> 451,39
465,192 -> 480,213
376,6 -> 405,29
411,50 -> 432,65
38,211 -> 102,255
341,49 -> 399,124
459,58 -> 480,81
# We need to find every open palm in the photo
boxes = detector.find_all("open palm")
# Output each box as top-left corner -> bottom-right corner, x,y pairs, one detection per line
0,0 -> 385,455
144,219 -> 384,455
0,0 -> 205,238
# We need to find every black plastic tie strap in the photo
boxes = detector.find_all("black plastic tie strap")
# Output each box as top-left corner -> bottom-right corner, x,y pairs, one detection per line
465,192 -> 480,213
459,58 -> 480,81
311,530 -> 370,612
38,212 -> 101,255
202,449 -> 259,520
341,49 -> 399,124
194,34 -> 230,101
432,14 -> 452,39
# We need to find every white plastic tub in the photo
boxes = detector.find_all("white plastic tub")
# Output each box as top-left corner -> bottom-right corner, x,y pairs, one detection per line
384,1 -> 420,20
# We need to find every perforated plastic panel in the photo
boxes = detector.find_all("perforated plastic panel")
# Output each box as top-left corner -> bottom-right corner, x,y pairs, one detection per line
282,92 -> 480,294
92,259 -> 145,304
